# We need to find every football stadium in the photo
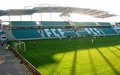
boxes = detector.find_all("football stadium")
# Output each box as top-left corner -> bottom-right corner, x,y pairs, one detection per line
0,1 -> 120,75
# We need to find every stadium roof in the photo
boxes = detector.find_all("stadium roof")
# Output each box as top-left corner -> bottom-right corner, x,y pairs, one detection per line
0,6 -> 117,18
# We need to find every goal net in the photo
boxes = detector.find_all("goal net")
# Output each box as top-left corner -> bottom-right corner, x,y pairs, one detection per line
13,41 -> 26,51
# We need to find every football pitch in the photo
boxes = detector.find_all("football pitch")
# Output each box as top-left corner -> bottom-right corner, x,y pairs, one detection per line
12,35 -> 120,75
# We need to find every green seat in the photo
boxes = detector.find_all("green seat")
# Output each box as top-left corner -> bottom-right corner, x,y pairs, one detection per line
101,28 -> 117,34
40,21 -> 70,26
97,22 -> 111,26
72,22 -> 97,26
11,21 -> 36,26
12,29 -> 42,39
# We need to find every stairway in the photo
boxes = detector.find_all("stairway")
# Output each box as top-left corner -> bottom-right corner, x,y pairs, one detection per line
4,28 -> 16,40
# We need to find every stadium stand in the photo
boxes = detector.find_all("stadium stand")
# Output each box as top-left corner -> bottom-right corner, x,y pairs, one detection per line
12,29 -> 42,39
76,28 -> 90,36
11,21 -> 37,26
40,21 -> 70,26
74,22 -> 117,36
97,22 -> 111,26
11,21 -> 42,39
63,28 -> 77,37
101,28 -> 117,34
9,21 -> 118,40
72,22 -> 97,26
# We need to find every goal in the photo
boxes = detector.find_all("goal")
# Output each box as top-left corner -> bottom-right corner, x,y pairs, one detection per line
13,41 -> 26,51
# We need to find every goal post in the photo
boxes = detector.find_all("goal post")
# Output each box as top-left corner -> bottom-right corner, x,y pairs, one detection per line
13,41 -> 26,52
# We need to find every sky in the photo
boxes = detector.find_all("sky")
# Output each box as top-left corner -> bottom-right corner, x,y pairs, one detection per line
0,0 -> 120,22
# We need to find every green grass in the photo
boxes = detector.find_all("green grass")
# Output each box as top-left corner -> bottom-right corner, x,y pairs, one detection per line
10,35 -> 120,75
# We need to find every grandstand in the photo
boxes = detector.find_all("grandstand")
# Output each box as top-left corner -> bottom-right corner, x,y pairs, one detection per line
4,21 -> 118,40
0,6 -> 118,40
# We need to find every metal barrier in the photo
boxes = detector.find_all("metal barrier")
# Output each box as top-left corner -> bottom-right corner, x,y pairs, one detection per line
10,47 -> 42,75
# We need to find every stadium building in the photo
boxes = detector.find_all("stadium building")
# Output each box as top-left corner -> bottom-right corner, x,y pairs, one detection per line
0,5 -> 120,75
0,6 -> 119,41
